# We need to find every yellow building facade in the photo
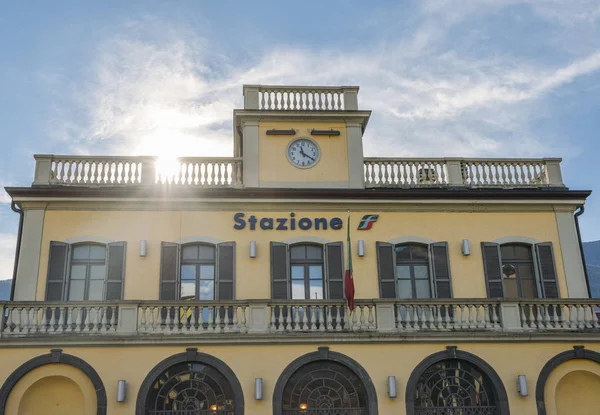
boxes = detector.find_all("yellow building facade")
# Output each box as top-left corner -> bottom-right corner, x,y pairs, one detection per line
2,85 -> 598,415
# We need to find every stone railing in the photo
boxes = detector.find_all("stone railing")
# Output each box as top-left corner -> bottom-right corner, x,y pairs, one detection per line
364,157 -> 564,188
243,85 -> 360,111
1,299 -> 598,339
33,155 -> 243,187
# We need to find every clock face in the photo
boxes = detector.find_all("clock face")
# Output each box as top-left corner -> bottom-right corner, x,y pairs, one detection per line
287,138 -> 320,168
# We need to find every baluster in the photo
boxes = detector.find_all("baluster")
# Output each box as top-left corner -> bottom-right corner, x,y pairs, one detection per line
231,305 -> 238,332
315,306 -> 323,332
282,306 -> 290,331
526,304 -> 535,328
592,304 -> 599,329
519,304 -> 527,328
427,305 -> 435,329
577,305 -> 585,329
66,307 -> 74,333
270,307 -> 277,332
139,307 -> 146,331
335,305 -> 342,331
543,304 -> 551,328
442,305 -> 451,330
111,306 -> 118,331
351,306 -> 358,331
326,306 -> 333,330
72,307 -> 81,332
6,307 -> 14,334
13,308 -> 21,333
292,306 -> 299,332
491,304 -> 500,329
569,305 -> 577,329
358,305 -> 365,330
240,306 -> 247,332
549,304 -> 558,329
368,305 -> 375,329
100,306 -> 108,332
482,304 -> 491,328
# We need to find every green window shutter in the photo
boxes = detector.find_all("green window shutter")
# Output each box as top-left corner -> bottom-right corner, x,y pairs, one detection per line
45,241 -> 69,301
271,242 -> 289,299
105,242 -> 126,300
481,242 -> 504,298
325,242 -> 344,299
217,242 -> 235,300
376,242 -> 396,298
535,242 -> 560,298
160,242 -> 180,300
430,242 -> 453,299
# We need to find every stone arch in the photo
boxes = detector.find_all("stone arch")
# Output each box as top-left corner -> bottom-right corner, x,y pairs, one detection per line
135,348 -> 244,415
19,375 -> 85,415
406,346 -> 510,415
536,346 -> 600,415
0,349 -> 106,415
272,346 -> 378,415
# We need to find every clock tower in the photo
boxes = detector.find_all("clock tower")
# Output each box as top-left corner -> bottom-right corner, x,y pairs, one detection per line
234,85 -> 371,189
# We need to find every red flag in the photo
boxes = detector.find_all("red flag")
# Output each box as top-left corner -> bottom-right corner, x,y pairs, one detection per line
345,211 -> 355,311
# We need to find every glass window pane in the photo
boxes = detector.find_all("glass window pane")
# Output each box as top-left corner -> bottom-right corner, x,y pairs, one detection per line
181,265 -> 196,280
89,245 -> 105,260
504,278 -> 519,297
68,280 -> 85,301
90,265 -> 105,280
397,265 -> 411,279
412,245 -> 428,261
182,246 -> 198,260
518,264 -> 534,279
520,279 -> 537,298
309,279 -> 323,299
72,245 -> 89,260
199,265 -> 215,280
291,279 -> 306,299
309,265 -> 323,280
515,245 -> 532,260
198,245 -> 215,260
70,264 -> 86,280
397,279 -> 413,298
395,245 -> 410,262
291,265 -> 304,280
415,279 -> 431,298
414,265 -> 429,279
180,281 -> 196,300
501,245 -> 515,260
199,280 -> 214,300
88,279 -> 104,300
290,246 -> 305,260
306,245 -> 322,260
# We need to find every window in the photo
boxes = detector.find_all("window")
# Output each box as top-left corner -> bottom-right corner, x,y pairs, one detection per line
160,242 -> 235,301
482,241 -> 559,298
376,241 -> 452,299
271,242 -> 343,300
45,241 -> 126,301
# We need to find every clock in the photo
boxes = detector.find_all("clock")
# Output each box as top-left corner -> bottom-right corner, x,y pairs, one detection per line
286,138 -> 321,168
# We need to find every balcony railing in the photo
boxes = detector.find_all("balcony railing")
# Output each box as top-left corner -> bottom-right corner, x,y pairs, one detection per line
363,157 -> 564,188
242,85 -> 360,111
33,155 -> 243,187
1,299 -> 598,340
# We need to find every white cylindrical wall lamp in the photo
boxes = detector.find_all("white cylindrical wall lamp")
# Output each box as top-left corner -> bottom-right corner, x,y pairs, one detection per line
517,375 -> 528,396
357,240 -> 365,257
250,241 -> 257,258
461,239 -> 470,256
388,376 -> 397,398
255,378 -> 263,400
117,380 -> 126,402
140,240 -> 147,257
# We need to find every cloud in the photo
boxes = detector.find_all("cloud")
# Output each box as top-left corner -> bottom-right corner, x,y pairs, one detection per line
47,4 -> 600,160
0,233 -> 15,281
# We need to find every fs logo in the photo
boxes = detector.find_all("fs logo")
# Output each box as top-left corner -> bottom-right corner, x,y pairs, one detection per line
357,214 -> 379,230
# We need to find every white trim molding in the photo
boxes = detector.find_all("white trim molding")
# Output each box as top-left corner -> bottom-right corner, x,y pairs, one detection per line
283,236 -> 332,245
492,236 -> 540,245
388,236 -> 436,245
63,236 -> 115,245
176,236 -> 225,245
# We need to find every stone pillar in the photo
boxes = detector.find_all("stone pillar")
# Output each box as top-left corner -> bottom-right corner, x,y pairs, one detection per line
14,208 -> 46,301
342,87 -> 359,110
242,120 -> 260,187
445,158 -> 465,186
33,155 -> 53,185
117,304 -> 139,334
140,157 -> 157,185
500,302 -> 523,331
375,303 -> 396,332
555,208 -> 589,298
248,304 -> 269,333
544,158 -> 564,187
243,85 -> 260,110
346,122 -> 365,189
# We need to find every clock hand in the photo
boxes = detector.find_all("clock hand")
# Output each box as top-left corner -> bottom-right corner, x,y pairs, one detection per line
299,148 -> 315,161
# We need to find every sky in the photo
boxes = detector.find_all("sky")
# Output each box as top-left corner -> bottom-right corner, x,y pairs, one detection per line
0,0 -> 599,281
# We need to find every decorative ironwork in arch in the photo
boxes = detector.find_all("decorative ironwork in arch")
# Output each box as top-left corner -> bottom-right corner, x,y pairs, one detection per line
413,359 -> 499,415
281,360 -> 369,415
145,361 -> 235,415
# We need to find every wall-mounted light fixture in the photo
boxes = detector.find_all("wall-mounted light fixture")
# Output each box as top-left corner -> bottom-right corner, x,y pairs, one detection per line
357,240 -> 365,257
461,239 -> 470,256
255,378 -> 263,400
310,128 -> 341,136
517,375 -> 528,396
117,380 -> 126,402
266,128 -> 296,135
140,240 -> 147,257
250,241 -> 257,258
388,376 -> 397,398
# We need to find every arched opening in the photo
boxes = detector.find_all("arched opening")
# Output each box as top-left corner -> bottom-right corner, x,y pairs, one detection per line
273,348 -> 378,415
406,348 -> 509,415
555,370 -> 600,415
136,349 -> 244,415
19,375 -> 84,415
